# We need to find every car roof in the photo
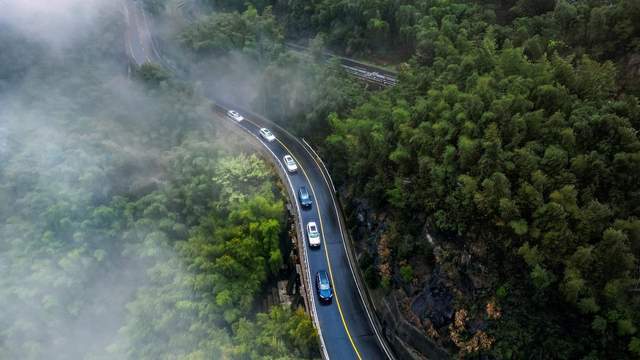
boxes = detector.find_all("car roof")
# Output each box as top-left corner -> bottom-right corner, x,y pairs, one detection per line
300,186 -> 308,193
284,155 -> 293,160
318,271 -> 329,283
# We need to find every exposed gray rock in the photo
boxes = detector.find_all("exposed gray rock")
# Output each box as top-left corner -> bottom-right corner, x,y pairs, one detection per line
411,268 -> 454,329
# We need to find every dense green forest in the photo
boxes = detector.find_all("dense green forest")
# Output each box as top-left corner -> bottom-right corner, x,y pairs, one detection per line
0,3 -> 317,359
321,1 -> 640,358
3,0 -> 640,358
302,0 -> 640,358
170,0 -> 640,358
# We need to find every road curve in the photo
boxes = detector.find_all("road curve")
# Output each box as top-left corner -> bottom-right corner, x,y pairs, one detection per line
214,102 -> 395,360
123,3 -> 395,359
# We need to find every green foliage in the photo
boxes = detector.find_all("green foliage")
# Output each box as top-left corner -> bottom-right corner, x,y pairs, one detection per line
111,149 -> 295,359
496,284 -> 508,299
141,0 -> 167,15
255,54 -> 366,142
180,11 -> 246,54
0,25 -> 45,92
314,1 -> 640,356
399,264 -> 414,283
230,306 -> 319,359
530,265 -> 555,291
180,6 -> 283,63
136,62 -> 171,85
201,0 -> 272,13
630,337 -> 640,356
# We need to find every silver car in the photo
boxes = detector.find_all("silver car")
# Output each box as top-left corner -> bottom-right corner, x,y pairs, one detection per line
226,110 -> 244,122
259,128 -> 276,142
283,155 -> 298,173
307,221 -> 321,247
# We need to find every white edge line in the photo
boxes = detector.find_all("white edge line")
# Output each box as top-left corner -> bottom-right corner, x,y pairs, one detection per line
132,3 -> 147,57
300,139 -> 396,360
302,138 -> 336,194
122,3 -> 139,65
138,2 -> 164,62
225,117 -> 330,360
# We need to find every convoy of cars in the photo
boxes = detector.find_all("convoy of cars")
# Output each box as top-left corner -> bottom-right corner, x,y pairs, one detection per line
225,108 -> 331,304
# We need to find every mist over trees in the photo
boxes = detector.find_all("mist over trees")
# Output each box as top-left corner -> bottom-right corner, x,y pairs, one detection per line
0,1 -> 317,359
174,5 -> 365,142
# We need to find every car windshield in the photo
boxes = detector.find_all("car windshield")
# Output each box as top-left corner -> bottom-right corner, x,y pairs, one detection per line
285,157 -> 294,164
263,129 -> 272,136
300,188 -> 308,198
309,225 -> 317,233
319,274 -> 330,289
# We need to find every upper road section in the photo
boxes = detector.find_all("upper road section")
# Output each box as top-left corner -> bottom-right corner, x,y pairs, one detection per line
285,42 -> 398,87
123,0 -> 161,65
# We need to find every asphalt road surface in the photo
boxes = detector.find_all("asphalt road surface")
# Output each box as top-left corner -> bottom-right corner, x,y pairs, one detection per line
123,0 -> 159,65
124,3 -> 393,358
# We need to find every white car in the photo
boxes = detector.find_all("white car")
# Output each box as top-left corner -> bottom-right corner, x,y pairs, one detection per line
307,222 -> 321,247
226,110 -> 244,122
259,128 -> 276,142
283,155 -> 297,173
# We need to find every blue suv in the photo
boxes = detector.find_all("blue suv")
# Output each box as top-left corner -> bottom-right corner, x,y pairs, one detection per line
315,270 -> 333,303
298,186 -> 312,209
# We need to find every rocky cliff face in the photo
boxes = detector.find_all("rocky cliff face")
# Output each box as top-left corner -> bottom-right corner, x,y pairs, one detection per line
345,193 -> 500,358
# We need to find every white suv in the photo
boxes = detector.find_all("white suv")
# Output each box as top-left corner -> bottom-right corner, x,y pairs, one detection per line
226,110 -> 244,122
307,222 -> 321,247
259,128 -> 276,142
283,155 -> 297,173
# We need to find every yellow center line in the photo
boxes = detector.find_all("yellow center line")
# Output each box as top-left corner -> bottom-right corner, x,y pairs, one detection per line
239,117 -> 362,359
273,137 -> 363,360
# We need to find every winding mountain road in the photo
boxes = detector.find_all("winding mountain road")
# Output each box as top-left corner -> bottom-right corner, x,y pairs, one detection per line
123,2 -> 395,359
